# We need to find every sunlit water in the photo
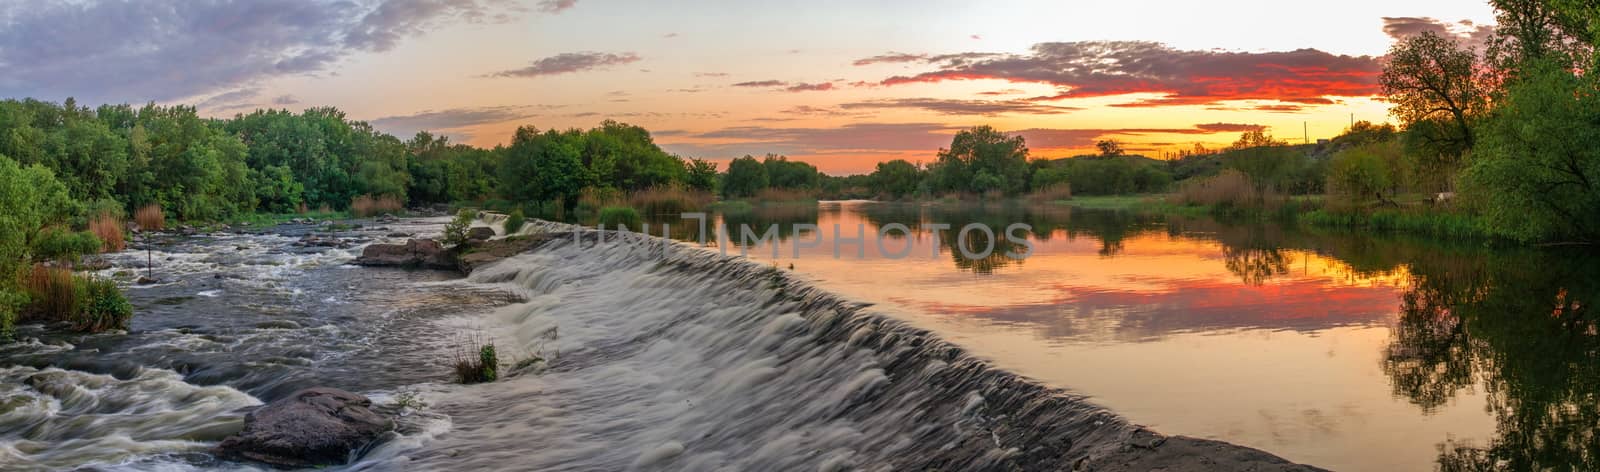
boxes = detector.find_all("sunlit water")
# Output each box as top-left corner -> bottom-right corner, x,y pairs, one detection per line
2,202 -> 1595,471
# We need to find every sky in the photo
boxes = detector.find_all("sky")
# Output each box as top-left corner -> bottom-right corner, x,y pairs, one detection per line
0,0 -> 1500,174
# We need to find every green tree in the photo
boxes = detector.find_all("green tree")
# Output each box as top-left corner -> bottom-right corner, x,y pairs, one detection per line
930,126 -> 1030,195
500,127 -> 592,212
1328,143 -> 1397,206
722,155 -> 769,198
685,158 -> 719,193
1224,131 -> 1293,202
1382,31 -> 1486,175
869,159 -> 923,199
1463,63 -> 1600,242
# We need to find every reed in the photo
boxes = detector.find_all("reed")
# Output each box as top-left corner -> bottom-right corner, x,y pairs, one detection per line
576,187 -> 624,214
23,265 -> 77,323
597,206 -> 643,229
1026,183 -> 1073,203
1168,169 -> 1269,211
350,194 -> 405,217
754,187 -> 818,203
504,209 -> 527,235
88,213 -> 126,253
629,186 -> 714,215
134,204 -> 165,231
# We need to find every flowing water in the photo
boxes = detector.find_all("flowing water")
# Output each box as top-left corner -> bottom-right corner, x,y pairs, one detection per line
2,202 -> 1596,471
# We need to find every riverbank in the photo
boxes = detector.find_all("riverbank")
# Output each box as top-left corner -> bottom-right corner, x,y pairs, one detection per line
1056,194 -> 1504,243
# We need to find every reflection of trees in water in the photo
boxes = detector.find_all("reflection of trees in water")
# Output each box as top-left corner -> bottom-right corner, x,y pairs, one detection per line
713,204 -> 821,248
1222,246 -> 1289,286
856,201 -> 1168,273
1376,248 -> 1600,471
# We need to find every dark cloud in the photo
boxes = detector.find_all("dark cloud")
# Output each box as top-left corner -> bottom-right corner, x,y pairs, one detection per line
537,0 -> 577,13
839,98 -> 1078,116
781,105 -> 851,116
370,105 -> 547,136
0,0 -> 524,104
976,89 -> 1026,96
1381,17 -> 1494,50
732,80 -> 788,88
1014,124 -> 1267,149
694,72 -> 729,78
1194,123 -> 1267,133
874,41 -> 1381,107
661,123 -> 956,157
271,95 -> 301,105
196,88 -> 262,110
784,82 -> 835,92
853,52 -> 929,66
487,52 -> 641,78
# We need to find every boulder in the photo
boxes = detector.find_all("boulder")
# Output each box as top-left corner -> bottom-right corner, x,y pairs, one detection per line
466,227 -> 495,242
216,387 -> 393,468
354,239 -> 455,270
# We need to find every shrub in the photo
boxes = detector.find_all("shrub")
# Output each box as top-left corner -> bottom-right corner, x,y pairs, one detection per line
88,213 -> 126,253
350,194 -> 404,217
504,209 -> 527,235
453,336 -> 499,384
31,228 -> 103,263
597,206 -> 642,229
134,204 -> 165,231
0,289 -> 23,340
443,209 -> 477,246
74,277 -> 131,332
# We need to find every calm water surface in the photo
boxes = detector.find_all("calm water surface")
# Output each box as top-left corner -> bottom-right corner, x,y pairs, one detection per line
652,201 -> 1599,472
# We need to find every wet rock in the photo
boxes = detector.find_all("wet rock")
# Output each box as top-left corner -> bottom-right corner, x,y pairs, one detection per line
466,227 -> 495,242
75,257 -> 113,271
215,387 -> 394,468
254,320 -> 302,330
456,235 -> 553,274
386,232 -> 412,238
355,239 -> 456,270
377,213 -> 399,224
136,276 -> 160,285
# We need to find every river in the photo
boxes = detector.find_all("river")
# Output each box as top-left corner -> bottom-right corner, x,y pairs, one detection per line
2,201 -> 1595,471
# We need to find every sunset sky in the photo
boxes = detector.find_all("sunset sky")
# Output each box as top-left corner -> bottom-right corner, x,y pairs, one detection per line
0,0 -> 1499,174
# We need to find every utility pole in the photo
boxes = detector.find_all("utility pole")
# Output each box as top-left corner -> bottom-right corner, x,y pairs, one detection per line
1304,122 -> 1309,144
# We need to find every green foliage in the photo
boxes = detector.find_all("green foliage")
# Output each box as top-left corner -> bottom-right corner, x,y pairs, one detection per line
685,158 -> 719,193
30,228 -> 102,263
868,159 -> 924,199
75,277 -> 131,332
928,126 -> 1030,195
504,209 -> 527,235
500,127 -> 593,212
762,154 -> 820,189
722,156 -> 769,198
1302,209 -> 1492,241
1328,143 -> 1397,205
1032,157 -> 1172,196
453,336 -> 499,384
597,206 -> 642,228
0,288 -> 21,341
1464,62 -> 1600,242
444,209 -> 477,247
0,155 -> 76,277
1382,32 -> 1485,173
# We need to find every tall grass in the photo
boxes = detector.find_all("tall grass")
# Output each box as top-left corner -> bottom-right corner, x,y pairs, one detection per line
1167,169 -> 1289,214
629,186 -> 714,215
88,213 -> 126,253
74,277 -> 131,332
576,187 -> 624,214
350,194 -> 404,217
23,265 -> 77,323
1026,183 -> 1073,203
452,335 -> 499,384
597,206 -> 642,228
1303,208 -> 1490,240
753,188 -> 818,203
134,204 -> 165,231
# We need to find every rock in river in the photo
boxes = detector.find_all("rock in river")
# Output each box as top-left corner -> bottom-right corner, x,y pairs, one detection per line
466,226 -> 495,242
216,387 -> 394,468
354,239 -> 455,270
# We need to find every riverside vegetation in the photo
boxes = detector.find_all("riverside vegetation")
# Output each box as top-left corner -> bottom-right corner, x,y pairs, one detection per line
3,0 -> 1596,341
